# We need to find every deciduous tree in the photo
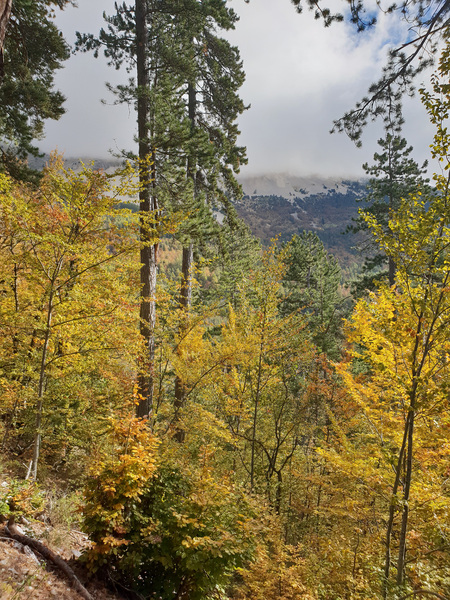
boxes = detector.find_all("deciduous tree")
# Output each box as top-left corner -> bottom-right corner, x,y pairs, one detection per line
329,49 -> 450,596
0,155 -> 140,479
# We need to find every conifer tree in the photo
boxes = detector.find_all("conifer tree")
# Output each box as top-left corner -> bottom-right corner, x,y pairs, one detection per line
78,1 -> 193,417
282,231 -> 342,358
0,0 -> 71,181
0,0 -> 12,72
350,122 -> 429,295
169,0 -> 247,432
199,214 -> 261,310
76,0 -> 247,420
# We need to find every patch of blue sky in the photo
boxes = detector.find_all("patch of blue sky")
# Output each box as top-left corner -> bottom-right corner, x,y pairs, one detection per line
340,7 -> 411,54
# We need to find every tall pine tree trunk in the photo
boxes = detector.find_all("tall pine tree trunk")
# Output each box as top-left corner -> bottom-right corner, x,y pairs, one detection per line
388,161 -> 396,286
136,0 -> 157,418
0,0 -> 11,47
174,82 -> 196,439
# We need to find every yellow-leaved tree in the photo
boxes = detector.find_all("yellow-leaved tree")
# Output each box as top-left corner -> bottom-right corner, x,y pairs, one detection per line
321,42 -> 450,599
0,155 -> 140,479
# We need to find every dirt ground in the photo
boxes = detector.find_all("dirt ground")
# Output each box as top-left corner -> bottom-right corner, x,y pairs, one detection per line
0,521 -> 124,600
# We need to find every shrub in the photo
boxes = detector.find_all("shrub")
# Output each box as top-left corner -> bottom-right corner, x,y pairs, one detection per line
0,477 -> 45,520
82,423 -> 258,599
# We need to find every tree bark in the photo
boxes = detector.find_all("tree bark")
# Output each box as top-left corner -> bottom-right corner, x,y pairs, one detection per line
388,256 -> 396,287
28,258 -> 63,481
0,0 -> 12,80
29,320 -> 51,481
173,243 -> 194,442
250,312 -> 266,491
174,81 -> 196,440
136,0 -> 157,419
275,469 -> 282,515
382,411 -> 412,598
396,408 -> 415,585
383,299 -> 426,596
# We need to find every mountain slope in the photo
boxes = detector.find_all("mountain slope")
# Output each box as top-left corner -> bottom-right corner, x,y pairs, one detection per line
26,157 -> 367,270
236,174 -> 367,270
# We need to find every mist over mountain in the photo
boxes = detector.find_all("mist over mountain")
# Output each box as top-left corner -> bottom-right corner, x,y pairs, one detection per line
29,156 -> 367,271
237,173 -> 368,272
239,173 -> 361,200
27,154 -> 123,174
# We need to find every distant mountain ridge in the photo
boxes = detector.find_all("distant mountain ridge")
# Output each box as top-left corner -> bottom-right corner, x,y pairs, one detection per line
28,154 -> 123,174
239,173 -> 361,201
28,156 -> 367,271
236,173 -> 368,272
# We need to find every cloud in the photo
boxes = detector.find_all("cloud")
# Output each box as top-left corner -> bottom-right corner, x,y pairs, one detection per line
41,0 -> 436,178
227,0 -> 433,177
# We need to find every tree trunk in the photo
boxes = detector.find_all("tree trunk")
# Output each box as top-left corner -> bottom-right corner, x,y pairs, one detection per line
251,315 -> 265,491
387,137 -> 396,287
179,244 -> 194,310
396,406 -> 416,585
382,411 -> 411,599
0,0 -> 12,80
173,81 -> 196,440
275,469 -> 282,515
383,301 -> 424,596
388,256 -> 396,287
173,243 -> 194,442
136,0 -> 157,419
28,289 -> 55,481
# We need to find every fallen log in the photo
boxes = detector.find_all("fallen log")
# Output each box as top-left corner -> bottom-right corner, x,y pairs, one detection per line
4,520 -> 93,600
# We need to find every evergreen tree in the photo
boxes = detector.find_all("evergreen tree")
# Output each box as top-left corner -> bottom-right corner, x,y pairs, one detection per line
350,133 -> 430,295
325,1 -> 450,144
0,0 -> 12,74
281,231 -> 343,358
168,1 -> 247,432
76,0 -> 247,418
199,212 -> 261,311
0,0 -> 71,181
78,0 -> 196,417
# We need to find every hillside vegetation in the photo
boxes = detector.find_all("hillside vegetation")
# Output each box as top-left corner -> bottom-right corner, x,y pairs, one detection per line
1,2 -> 450,600
236,178 -> 367,272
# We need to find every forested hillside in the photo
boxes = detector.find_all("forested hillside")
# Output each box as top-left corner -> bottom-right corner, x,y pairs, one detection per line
1,2 -> 450,600
28,158 -> 369,270
236,177 -> 367,272
28,157 -> 368,272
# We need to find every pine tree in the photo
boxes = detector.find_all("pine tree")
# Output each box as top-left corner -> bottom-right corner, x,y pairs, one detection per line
199,212 -> 261,311
350,131 -> 430,295
78,1 -> 192,417
168,0 -> 247,434
281,231 -> 343,358
0,0 -> 12,74
76,0 -> 247,420
0,0 -> 71,181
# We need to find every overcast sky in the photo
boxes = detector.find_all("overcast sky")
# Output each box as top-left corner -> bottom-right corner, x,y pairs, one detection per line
41,0 -> 436,178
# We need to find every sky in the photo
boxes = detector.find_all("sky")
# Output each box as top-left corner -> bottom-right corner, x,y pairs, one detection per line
41,0 -> 436,178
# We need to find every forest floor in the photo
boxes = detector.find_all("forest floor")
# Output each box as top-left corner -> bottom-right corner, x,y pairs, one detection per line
0,519 -> 124,600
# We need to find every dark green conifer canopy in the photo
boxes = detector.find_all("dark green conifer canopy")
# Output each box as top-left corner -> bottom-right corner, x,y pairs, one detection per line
0,0 -> 71,181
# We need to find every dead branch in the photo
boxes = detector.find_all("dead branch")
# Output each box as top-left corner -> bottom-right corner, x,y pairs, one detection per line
4,522 -> 93,600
